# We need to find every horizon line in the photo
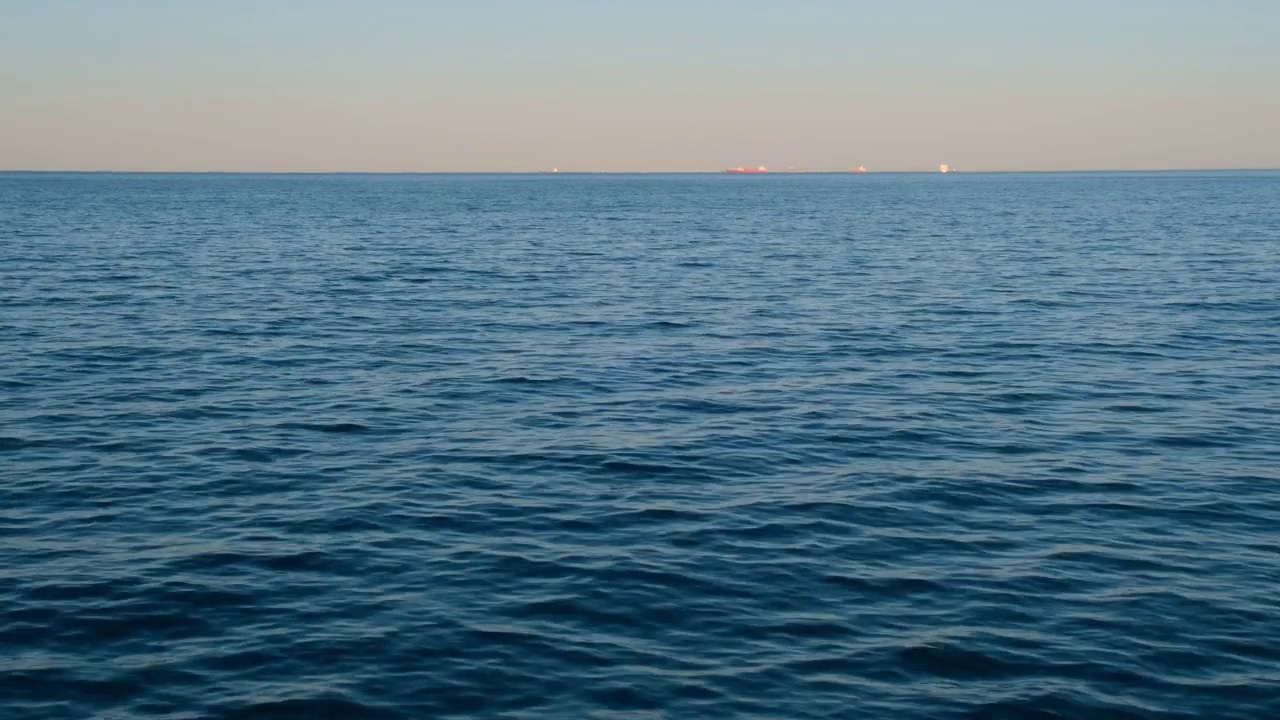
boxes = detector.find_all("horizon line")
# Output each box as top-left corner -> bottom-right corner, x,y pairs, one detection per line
2,167 -> 1278,175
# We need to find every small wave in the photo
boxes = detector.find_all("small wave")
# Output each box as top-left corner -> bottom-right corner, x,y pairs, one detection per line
897,643 -> 1038,681
0,436 -> 44,452
492,375 -> 566,385
193,446 -> 311,462
276,421 -> 371,434
823,574 -> 944,596
1150,434 -> 1239,449
220,697 -> 404,720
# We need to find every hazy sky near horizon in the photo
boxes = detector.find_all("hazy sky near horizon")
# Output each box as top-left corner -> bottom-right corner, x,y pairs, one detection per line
3,0 -> 1279,172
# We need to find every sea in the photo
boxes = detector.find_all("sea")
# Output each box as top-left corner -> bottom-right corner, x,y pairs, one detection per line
2,171 -> 1278,720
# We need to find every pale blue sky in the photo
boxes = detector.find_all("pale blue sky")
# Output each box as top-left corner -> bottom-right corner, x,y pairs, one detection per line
3,1 -> 1278,171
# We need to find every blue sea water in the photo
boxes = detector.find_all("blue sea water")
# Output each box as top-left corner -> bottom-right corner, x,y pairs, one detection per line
1,171 -> 1279,720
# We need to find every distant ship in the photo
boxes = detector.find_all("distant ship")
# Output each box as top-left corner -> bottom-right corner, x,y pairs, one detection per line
726,166 -> 767,174
940,164 -> 951,174
851,166 -> 867,173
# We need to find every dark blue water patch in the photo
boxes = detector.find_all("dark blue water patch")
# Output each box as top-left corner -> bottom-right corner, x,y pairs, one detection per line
2,171 -> 1280,719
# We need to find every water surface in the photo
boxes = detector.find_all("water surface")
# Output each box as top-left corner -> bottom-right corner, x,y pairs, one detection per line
2,171 -> 1279,719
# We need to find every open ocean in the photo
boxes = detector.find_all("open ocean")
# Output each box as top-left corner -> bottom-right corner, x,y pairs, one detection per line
2,171 -> 1278,720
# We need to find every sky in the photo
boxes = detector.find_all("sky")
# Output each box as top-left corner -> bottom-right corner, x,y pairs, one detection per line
2,0 -> 1278,172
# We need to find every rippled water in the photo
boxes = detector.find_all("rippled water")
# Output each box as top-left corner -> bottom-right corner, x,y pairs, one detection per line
2,171 -> 1279,719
